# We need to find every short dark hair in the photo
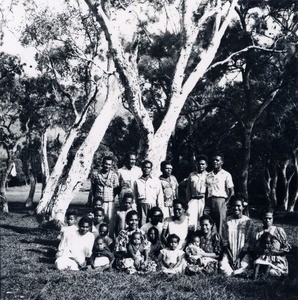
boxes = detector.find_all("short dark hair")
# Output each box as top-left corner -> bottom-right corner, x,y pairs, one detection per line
160,160 -> 172,171
78,216 -> 93,227
125,210 -> 139,224
141,160 -> 153,168
173,199 -> 188,211
196,154 -> 208,163
65,209 -> 77,218
148,206 -> 163,220
130,231 -> 142,242
212,153 -> 224,161
94,207 -> 105,215
123,192 -> 134,201
98,222 -> 109,231
167,233 -> 180,244
199,214 -> 214,226
261,207 -> 274,218
103,155 -> 113,163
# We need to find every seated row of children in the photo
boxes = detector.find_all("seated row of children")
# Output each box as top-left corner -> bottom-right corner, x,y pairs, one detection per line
55,199 -> 290,278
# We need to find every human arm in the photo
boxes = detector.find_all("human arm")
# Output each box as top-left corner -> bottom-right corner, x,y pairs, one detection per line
127,243 -> 142,268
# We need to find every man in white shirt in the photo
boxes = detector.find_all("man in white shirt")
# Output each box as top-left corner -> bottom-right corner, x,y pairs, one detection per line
186,155 -> 208,231
134,160 -> 164,226
118,152 -> 142,208
206,154 -> 234,235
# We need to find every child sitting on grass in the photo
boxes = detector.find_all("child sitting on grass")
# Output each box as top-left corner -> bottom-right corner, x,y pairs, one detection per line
90,236 -> 114,271
58,209 -> 78,240
254,232 -> 288,278
159,234 -> 185,275
98,223 -> 113,249
147,226 -> 162,260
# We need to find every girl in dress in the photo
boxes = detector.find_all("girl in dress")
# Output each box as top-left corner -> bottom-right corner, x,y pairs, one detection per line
159,234 -> 185,275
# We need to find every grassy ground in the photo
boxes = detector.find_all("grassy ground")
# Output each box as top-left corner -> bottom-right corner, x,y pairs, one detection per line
1,202 -> 298,300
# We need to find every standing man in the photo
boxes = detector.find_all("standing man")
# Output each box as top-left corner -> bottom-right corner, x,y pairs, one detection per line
118,152 -> 142,208
206,154 -> 234,235
159,160 -> 179,218
89,156 -> 119,236
134,160 -> 164,226
186,155 -> 208,231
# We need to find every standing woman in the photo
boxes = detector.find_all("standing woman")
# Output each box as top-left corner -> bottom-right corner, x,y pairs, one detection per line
161,200 -> 191,250
55,217 -> 94,270
220,198 -> 254,276
254,208 -> 291,277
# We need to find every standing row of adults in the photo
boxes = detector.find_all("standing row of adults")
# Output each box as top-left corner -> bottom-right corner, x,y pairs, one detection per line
186,154 -> 234,234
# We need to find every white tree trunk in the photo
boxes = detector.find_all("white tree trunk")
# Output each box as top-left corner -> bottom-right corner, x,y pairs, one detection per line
40,128 -> 50,194
49,76 -> 121,222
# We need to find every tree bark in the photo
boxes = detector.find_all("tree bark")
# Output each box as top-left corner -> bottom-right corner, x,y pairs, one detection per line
40,129 -> 50,194
281,159 -> 294,210
43,76 -> 121,222
25,160 -> 36,208
287,147 -> 298,212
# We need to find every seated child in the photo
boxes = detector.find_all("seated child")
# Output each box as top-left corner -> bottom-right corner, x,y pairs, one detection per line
115,193 -> 134,236
90,236 -> 114,271
58,209 -> 78,240
159,234 -> 185,275
98,223 -> 113,249
254,232 -> 288,278
125,231 -> 156,274
147,226 -> 162,259
91,208 -> 109,235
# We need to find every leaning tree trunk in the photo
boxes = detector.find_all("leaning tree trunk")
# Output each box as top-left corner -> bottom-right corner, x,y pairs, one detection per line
25,160 -> 37,208
287,147 -> 298,212
40,129 -> 50,194
281,159 -> 295,210
0,160 -> 13,213
45,76 -> 121,222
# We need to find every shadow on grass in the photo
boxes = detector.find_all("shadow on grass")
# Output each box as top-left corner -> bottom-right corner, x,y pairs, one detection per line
0,224 -> 39,234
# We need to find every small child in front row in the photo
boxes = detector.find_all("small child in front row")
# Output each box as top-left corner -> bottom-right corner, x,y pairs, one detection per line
58,209 -> 78,240
254,232 -> 288,278
159,234 -> 185,275
98,223 -> 113,250
147,226 -> 163,260
90,236 -> 114,271
125,231 -> 157,274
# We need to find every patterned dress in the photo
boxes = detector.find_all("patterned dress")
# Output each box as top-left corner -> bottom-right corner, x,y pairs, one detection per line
254,226 -> 290,276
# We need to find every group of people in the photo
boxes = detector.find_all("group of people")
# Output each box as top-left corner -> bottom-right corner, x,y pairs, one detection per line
55,153 -> 291,278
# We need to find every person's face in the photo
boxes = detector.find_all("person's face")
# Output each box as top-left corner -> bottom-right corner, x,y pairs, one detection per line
173,203 -> 184,219
132,233 -> 142,245
66,215 -> 76,226
127,155 -> 137,169
142,163 -> 152,176
123,198 -> 133,210
127,214 -> 139,230
94,211 -> 104,224
95,239 -> 106,251
79,222 -> 90,235
151,211 -> 162,225
93,200 -> 103,209
148,229 -> 156,242
212,156 -> 223,170
193,236 -> 201,247
233,200 -> 243,218
197,160 -> 207,172
264,237 -> 272,249
162,164 -> 173,177
263,213 -> 273,229
102,159 -> 112,172
200,219 -> 212,235
99,226 -> 108,237
169,238 -> 179,250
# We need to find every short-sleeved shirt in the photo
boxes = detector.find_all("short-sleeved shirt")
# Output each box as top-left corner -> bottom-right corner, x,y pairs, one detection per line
186,171 -> 208,201
206,169 -> 233,198
134,176 -> 164,207
91,170 -> 119,202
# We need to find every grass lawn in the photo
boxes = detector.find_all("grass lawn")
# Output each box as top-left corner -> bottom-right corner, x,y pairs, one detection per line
1,201 -> 298,300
